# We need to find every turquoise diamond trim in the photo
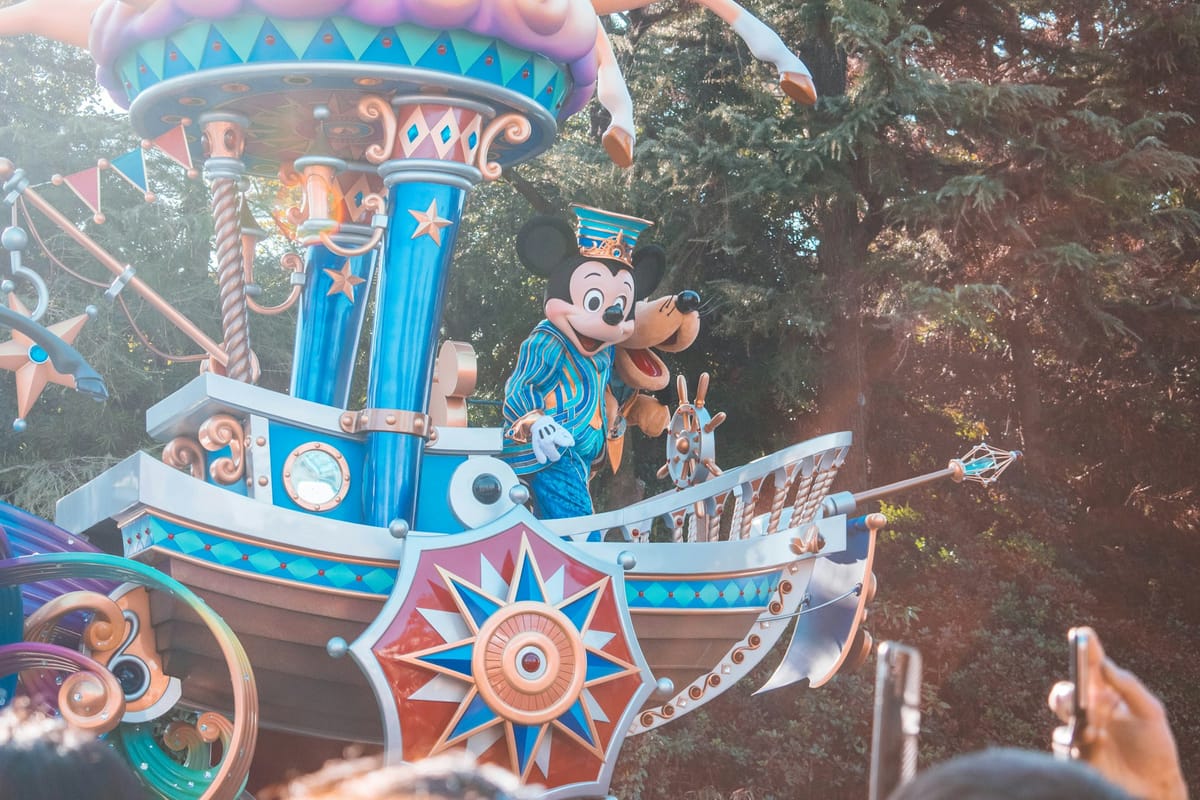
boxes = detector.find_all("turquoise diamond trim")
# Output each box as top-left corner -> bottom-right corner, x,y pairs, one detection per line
626,572 -> 783,610
126,515 -> 394,595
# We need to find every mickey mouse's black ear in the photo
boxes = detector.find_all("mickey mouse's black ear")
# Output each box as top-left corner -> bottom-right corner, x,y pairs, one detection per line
516,216 -> 578,277
631,245 -> 666,298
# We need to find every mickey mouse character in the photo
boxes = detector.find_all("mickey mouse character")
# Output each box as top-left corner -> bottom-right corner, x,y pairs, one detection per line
501,205 -> 665,520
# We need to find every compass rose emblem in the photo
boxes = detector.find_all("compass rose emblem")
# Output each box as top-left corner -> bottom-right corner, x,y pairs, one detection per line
350,514 -> 654,796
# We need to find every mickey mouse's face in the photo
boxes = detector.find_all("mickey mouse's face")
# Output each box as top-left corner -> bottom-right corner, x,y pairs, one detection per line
545,261 -> 636,356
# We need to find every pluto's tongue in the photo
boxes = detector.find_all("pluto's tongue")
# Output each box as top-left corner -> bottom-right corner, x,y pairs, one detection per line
630,349 -> 662,377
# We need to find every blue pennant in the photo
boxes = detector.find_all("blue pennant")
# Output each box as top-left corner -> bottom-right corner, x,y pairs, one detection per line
558,586 -> 599,631
200,27 -> 242,69
585,649 -> 628,681
511,722 -> 541,775
303,20 -> 354,60
249,20 -> 298,62
160,39 -> 196,79
447,576 -> 502,628
448,693 -> 497,740
416,32 -> 460,72
557,699 -> 596,746
415,641 -> 475,678
512,551 -> 545,604
110,150 -> 148,193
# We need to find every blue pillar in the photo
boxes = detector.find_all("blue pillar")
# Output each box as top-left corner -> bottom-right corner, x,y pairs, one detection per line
362,180 -> 467,527
290,240 -> 377,408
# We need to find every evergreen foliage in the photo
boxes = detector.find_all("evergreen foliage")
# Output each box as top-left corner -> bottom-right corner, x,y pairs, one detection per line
0,0 -> 1197,795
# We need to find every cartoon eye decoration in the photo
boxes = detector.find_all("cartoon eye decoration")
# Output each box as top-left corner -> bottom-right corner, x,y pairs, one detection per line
613,296 -> 628,314
583,288 -> 604,312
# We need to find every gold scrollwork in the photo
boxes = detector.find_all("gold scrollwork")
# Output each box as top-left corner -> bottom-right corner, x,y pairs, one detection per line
198,414 -> 246,485
359,95 -> 397,164
476,113 -> 533,181
247,252 -> 304,316
58,669 -> 126,735
164,436 -> 206,479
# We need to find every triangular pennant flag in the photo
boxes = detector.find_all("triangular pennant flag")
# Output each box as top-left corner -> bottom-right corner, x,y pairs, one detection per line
62,167 -> 101,215
271,18 -> 323,58
218,15 -> 266,61
532,58 -> 557,102
303,20 -> 353,60
449,32 -> 491,74
495,40 -> 528,85
415,32 -> 458,71
250,19 -> 298,62
170,21 -> 211,71
200,26 -> 242,70
161,37 -> 198,79
152,124 -> 194,173
331,16 -> 380,60
110,148 -> 149,194
395,24 -> 440,65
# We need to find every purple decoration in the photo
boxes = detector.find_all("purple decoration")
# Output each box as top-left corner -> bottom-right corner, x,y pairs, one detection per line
90,0 -> 601,112
0,641 -> 113,712
0,502 -> 116,625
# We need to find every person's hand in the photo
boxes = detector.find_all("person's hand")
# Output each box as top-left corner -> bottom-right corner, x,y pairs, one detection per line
1049,627 -> 1188,800
529,415 -> 574,465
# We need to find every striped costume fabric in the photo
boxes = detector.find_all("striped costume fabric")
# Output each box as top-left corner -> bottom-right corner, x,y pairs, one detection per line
501,320 -> 612,483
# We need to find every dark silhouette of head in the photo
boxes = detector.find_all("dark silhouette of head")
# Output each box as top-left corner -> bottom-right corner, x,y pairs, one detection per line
0,700 -> 147,800
887,748 -> 1133,800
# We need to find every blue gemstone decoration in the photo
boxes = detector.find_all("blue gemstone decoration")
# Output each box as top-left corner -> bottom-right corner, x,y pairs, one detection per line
407,124 -> 420,142
27,345 -> 47,364
468,132 -> 478,149
440,126 -> 452,144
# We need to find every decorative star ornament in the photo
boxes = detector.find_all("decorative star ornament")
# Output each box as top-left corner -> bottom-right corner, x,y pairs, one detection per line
0,296 -> 89,420
356,520 -> 654,793
323,260 -> 366,302
409,199 -> 453,246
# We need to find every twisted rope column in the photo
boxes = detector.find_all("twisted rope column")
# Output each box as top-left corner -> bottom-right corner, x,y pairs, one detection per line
202,114 -> 254,383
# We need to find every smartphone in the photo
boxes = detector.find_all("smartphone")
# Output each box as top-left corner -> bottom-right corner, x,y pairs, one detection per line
869,642 -> 922,800
1053,627 -> 1090,759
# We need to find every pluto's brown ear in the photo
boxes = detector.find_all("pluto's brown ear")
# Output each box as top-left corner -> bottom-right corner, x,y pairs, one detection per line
516,216 -> 577,277
631,245 -> 666,298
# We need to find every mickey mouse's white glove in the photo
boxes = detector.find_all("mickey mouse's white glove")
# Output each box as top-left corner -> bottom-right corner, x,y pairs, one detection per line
530,415 -> 575,465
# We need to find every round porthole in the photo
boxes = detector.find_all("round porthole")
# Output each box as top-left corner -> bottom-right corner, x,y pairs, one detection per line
283,442 -> 350,512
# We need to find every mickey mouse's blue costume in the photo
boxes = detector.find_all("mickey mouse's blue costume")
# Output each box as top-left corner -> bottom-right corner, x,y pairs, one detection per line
501,205 -> 665,520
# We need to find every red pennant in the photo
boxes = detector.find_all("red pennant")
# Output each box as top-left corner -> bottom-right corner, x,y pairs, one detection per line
152,124 -> 194,173
62,167 -> 101,215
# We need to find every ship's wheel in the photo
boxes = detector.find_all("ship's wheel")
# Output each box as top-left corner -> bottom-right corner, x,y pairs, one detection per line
658,373 -> 726,489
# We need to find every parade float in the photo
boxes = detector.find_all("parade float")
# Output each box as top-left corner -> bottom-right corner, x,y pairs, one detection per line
0,1 -> 1020,798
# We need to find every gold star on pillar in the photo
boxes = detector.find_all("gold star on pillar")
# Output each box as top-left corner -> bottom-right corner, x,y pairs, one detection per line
0,296 -> 89,420
323,260 -> 367,302
409,199 -> 453,246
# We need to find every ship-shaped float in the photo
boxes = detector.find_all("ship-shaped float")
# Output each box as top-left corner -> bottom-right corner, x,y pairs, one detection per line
0,2 -> 1019,798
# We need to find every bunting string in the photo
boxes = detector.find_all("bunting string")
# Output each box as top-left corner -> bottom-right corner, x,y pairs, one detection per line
49,121 -> 198,224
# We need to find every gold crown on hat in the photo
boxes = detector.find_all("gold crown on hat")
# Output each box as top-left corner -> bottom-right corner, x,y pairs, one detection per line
570,203 -> 654,268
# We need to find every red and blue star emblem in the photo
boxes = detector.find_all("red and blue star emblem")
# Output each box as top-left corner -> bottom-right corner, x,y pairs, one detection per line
352,517 -> 653,793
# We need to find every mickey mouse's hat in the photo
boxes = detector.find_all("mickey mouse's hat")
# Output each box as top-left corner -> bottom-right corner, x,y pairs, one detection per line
570,203 -> 654,268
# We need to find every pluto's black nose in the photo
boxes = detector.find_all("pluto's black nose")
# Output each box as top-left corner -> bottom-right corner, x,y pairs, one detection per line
676,290 -> 701,313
